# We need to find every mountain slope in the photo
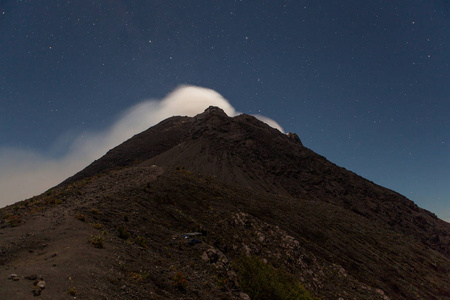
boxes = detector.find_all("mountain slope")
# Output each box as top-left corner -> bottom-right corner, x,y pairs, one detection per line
64,106 -> 450,257
1,107 -> 449,299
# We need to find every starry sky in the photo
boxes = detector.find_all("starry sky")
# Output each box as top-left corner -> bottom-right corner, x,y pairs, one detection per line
1,1 -> 449,221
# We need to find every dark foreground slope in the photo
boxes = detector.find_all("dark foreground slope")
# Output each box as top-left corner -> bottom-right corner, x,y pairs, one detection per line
1,107 -> 449,299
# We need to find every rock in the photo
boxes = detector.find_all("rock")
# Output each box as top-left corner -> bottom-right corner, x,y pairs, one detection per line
202,247 -> 230,266
32,286 -> 42,296
36,280 -> 46,289
239,292 -> 251,300
26,274 -> 38,280
32,279 -> 46,296
8,274 -> 19,281
202,248 -> 220,264
287,132 -> 303,145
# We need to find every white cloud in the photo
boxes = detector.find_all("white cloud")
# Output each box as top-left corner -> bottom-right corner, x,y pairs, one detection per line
0,85 -> 283,208
253,114 -> 284,132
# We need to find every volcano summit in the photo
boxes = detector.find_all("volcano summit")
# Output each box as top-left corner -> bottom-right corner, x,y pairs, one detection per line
1,107 -> 449,299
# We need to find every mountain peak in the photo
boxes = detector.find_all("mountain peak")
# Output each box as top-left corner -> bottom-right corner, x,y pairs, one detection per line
287,132 -> 303,145
2,108 -> 450,299
190,106 -> 230,126
202,106 -> 228,116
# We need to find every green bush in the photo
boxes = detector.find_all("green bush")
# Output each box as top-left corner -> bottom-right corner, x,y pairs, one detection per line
233,255 -> 316,300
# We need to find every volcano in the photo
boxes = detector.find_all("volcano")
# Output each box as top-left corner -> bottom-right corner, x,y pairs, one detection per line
1,107 -> 449,299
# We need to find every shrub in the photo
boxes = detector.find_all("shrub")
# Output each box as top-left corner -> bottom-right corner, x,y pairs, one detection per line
49,198 -> 63,205
137,235 -> 147,248
67,287 -> 77,296
91,223 -> 104,229
89,235 -> 105,248
215,273 -> 229,289
4,215 -> 22,227
172,272 -> 188,290
233,255 -> 316,300
129,271 -> 149,282
75,213 -> 86,222
117,225 -> 130,239
90,208 -> 100,215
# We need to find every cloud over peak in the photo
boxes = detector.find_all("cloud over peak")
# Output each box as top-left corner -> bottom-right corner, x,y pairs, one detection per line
0,85 -> 283,207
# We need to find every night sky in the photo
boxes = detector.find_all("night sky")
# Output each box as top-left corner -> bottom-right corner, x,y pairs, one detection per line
1,1 -> 449,221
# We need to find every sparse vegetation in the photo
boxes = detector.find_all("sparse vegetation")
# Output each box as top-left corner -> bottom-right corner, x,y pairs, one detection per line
91,223 -> 104,229
67,287 -> 77,296
49,198 -> 63,205
136,235 -> 147,248
215,273 -> 229,289
89,234 -> 105,248
2,214 -> 22,227
172,272 -> 187,290
129,271 -> 149,282
117,225 -> 130,239
75,213 -> 86,222
233,255 -> 316,300
119,262 -> 126,271
90,208 -> 100,215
